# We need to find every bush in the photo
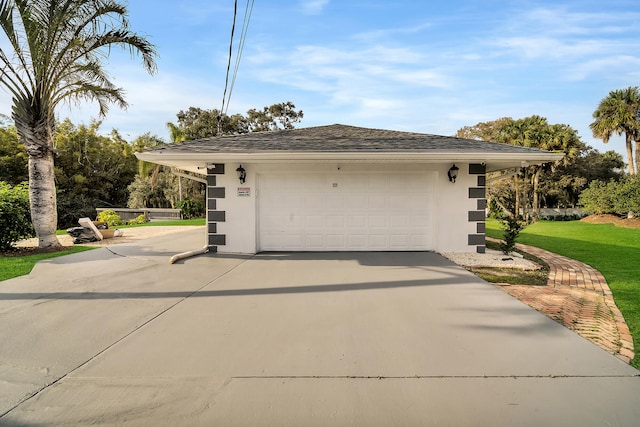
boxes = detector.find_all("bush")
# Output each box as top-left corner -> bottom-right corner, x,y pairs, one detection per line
498,214 -> 526,255
579,176 -> 640,217
0,181 -> 34,251
127,214 -> 148,225
614,176 -> 640,217
176,198 -> 204,219
97,209 -> 125,227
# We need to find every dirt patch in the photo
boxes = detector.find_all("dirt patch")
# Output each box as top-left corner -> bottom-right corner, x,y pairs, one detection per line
1,246 -> 74,257
580,214 -> 640,229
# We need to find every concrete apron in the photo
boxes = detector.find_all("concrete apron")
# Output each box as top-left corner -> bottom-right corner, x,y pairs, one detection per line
1,231 -> 639,426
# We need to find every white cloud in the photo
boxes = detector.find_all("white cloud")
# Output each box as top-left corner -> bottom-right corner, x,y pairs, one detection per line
301,0 -> 330,15
567,55 -> 640,81
353,22 -> 433,42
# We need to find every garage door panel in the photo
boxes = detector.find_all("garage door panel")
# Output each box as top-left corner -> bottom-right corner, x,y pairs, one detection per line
390,215 -> 408,228
305,235 -> 324,247
348,235 -> 367,248
346,195 -> 367,209
326,234 -> 345,248
368,235 -> 388,248
369,195 -> 387,210
306,215 -> 325,228
326,195 -> 345,210
389,234 -> 408,248
369,215 -> 387,228
348,215 -> 367,227
258,173 -> 434,251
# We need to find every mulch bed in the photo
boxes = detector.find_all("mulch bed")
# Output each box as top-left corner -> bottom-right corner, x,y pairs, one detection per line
580,214 -> 640,229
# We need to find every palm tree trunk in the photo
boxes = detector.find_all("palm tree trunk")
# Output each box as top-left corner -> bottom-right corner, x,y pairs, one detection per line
626,133 -> 635,175
635,140 -> 639,177
532,167 -> 542,218
28,153 -> 60,248
17,117 -> 61,249
514,176 -> 520,217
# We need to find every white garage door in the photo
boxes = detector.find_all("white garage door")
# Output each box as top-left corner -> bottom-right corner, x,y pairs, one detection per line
258,173 -> 434,251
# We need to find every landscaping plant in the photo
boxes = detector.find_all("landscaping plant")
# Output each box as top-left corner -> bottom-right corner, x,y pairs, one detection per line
0,181 -> 34,251
97,210 -> 125,227
498,214 -> 526,255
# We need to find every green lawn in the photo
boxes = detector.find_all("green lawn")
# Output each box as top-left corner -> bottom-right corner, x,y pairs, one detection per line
487,218 -> 640,368
0,246 -> 96,282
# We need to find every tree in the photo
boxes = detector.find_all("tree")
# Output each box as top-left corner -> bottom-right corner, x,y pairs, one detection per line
246,102 -> 304,132
459,116 -> 584,218
0,0 -> 157,248
54,119 -> 138,227
590,86 -> 640,175
175,102 -> 303,140
539,149 -> 624,208
579,176 -> 640,217
128,131 -> 205,211
0,123 -> 27,184
455,117 -> 513,141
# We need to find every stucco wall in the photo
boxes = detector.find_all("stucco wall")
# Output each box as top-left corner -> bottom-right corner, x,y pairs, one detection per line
210,162 -> 484,254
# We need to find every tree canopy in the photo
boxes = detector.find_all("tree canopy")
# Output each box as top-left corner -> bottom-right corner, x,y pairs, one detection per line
457,116 -> 597,218
175,102 -> 304,140
590,86 -> 640,175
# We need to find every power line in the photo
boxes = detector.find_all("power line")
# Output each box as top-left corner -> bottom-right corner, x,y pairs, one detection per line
220,0 -> 238,120
220,0 -> 254,122
226,0 -> 255,116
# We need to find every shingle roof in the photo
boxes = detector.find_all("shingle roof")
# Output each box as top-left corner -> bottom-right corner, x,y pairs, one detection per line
146,124 -> 553,155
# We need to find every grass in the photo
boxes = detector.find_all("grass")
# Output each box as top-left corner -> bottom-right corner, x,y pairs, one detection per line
0,246 -> 95,282
487,218 -> 640,368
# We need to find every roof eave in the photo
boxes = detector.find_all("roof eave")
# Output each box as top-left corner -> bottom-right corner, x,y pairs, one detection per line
135,151 -> 564,173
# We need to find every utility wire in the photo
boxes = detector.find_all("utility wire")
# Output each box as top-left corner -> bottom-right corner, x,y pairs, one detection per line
220,0 -> 254,128
225,0 -> 255,116
220,0 -> 238,126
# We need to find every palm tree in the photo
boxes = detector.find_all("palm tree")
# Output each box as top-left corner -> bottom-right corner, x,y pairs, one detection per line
0,0 -> 157,248
590,87 -> 640,176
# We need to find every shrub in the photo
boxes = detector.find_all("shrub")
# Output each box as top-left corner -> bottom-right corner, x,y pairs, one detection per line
97,209 -> 125,227
127,214 -> 148,225
614,176 -> 640,217
579,180 -> 617,214
498,214 -> 526,255
0,181 -> 34,251
177,198 -> 204,219
579,176 -> 640,217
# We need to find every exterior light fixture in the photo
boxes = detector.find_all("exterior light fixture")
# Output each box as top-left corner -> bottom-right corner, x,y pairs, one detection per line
236,165 -> 246,184
447,164 -> 459,183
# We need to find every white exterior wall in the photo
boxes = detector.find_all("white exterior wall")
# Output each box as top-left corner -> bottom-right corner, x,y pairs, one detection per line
213,162 -> 483,254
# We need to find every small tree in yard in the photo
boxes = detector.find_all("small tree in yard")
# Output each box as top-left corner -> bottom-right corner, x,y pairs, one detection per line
498,214 -> 526,255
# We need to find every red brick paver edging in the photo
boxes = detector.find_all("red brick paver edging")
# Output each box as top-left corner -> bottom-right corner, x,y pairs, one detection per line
486,238 -> 635,364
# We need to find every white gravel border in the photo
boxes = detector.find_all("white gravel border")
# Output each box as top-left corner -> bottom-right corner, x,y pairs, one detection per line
441,249 -> 540,270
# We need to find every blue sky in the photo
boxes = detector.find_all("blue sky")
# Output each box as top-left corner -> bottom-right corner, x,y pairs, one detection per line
2,0 -> 640,158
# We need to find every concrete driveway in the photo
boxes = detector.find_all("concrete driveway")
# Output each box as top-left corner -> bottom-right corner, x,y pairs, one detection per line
1,228 -> 639,426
